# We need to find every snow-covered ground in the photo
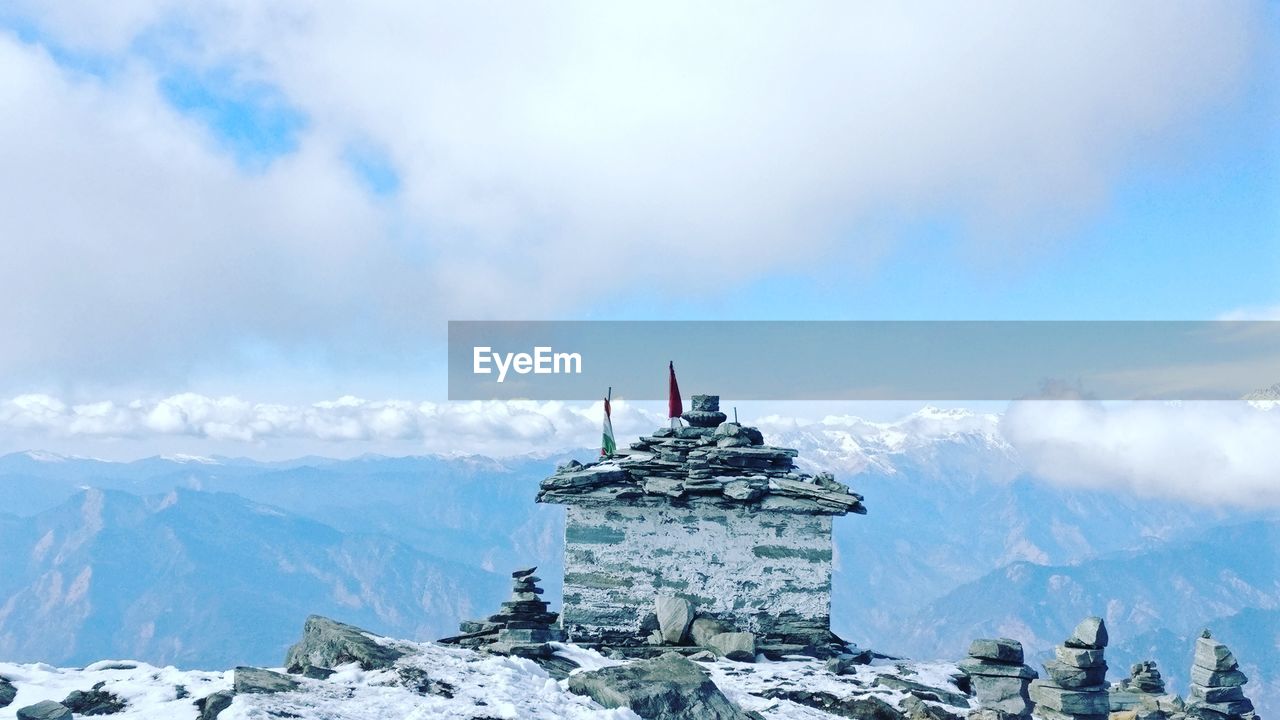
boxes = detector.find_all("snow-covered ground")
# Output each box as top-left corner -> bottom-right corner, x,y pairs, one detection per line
0,641 -> 970,720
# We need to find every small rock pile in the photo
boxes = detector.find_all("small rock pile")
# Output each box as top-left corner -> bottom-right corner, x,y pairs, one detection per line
646,596 -> 758,662
443,567 -> 565,657
958,637 -> 1037,719
1030,617 -> 1112,720
1187,630 -> 1256,720
1126,661 -> 1167,695
566,651 -> 756,720
1111,660 -> 1184,719
14,701 -> 73,720
63,685 -> 127,715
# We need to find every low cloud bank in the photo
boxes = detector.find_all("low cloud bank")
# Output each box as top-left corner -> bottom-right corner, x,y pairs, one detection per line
4,393 -> 1278,507
0,393 -> 661,456
1002,400 -> 1280,508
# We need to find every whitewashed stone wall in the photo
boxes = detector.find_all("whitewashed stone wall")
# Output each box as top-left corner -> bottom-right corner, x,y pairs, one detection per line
561,503 -> 833,645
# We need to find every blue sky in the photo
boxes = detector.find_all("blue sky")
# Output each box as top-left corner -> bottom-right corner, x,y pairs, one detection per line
0,2 -> 1277,457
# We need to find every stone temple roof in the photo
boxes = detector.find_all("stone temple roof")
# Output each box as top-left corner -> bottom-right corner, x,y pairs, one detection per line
537,395 -> 867,516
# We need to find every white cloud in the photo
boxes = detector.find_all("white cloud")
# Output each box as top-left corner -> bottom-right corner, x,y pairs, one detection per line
0,2 -> 1266,390
1001,400 -> 1280,508
1218,304 -> 1280,321
5,392 -> 1280,508
0,392 -> 663,456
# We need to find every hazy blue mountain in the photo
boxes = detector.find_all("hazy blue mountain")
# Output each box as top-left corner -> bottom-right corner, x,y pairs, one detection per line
0,450 -> 566,586
0,487 -> 507,668
897,520 -> 1279,714
1,410 -> 1273,699
767,411 -> 1249,648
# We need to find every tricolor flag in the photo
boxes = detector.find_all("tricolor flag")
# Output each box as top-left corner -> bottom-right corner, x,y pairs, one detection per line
601,388 -> 616,457
668,361 -> 683,428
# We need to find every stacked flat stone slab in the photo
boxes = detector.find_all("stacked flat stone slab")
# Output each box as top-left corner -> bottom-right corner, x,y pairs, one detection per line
442,567 -> 564,655
1186,631 -> 1256,720
959,637 -> 1037,718
537,394 -> 865,653
1030,617 -> 1111,720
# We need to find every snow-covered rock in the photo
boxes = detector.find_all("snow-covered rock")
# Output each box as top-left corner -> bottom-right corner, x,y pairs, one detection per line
0,635 -> 972,720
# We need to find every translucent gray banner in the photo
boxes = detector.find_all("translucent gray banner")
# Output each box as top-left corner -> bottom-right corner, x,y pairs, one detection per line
447,321 -> 1280,401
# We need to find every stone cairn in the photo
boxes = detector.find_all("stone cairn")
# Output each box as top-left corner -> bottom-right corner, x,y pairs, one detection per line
441,567 -> 564,657
1127,661 -> 1167,695
1111,660 -> 1184,719
1030,617 -> 1112,720
959,637 -> 1037,719
1187,630 -> 1256,720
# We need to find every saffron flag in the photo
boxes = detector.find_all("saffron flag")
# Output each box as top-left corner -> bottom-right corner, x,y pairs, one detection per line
601,392 -> 616,457
668,361 -> 683,423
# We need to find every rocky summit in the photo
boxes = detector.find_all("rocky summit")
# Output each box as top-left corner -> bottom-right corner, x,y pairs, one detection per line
1030,617 -> 1112,720
0,615 -> 1271,720
0,615 -> 974,720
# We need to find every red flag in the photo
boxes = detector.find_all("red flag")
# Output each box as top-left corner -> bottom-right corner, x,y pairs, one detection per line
667,361 -> 683,420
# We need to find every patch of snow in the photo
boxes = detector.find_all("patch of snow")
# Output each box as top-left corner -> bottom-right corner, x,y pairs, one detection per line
161,454 -> 220,465
0,658 -> 229,720
0,642 -> 968,720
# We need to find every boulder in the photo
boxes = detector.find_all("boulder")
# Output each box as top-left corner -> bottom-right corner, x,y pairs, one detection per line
301,666 -> 335,680
15,701 -> 73,720
1030,681 -> 1111,715
970,675 -> 1034,715
833,695 -> 901,720
722,480 -> 765,501
959,659 -> 1037,679
1189,665 -> 1247,688
968,710 -> 1022,720
566,652 -> 753,719
285,615 -> 406,673
63,687 -> 127,715
233,667 -> 301,694
1042,660 -> 1107,689
688,651 -> 717,662
1,677 -> 16,709
902,695 -> 963,720
689,617 -> 730,647
1054,646 -> 1106,669
827,653 -> 871,676
655,597 -> 695,645
194,691 -> 233,720
1190,685 -> 1245,704
969,638 -> 1024,664
706,632 -> 756,662
1193,637 -> 1238,672
876,675 -> 971,707
1065,617 -> 1108,650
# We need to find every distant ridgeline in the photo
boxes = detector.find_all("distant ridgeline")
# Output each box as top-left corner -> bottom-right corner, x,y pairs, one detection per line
536,394 -> 866,656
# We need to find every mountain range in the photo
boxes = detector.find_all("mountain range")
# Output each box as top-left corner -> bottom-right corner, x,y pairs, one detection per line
0,407 -> 1274,712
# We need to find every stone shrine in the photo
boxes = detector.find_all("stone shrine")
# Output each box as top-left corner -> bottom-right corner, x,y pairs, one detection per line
537,394 -> 866,655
